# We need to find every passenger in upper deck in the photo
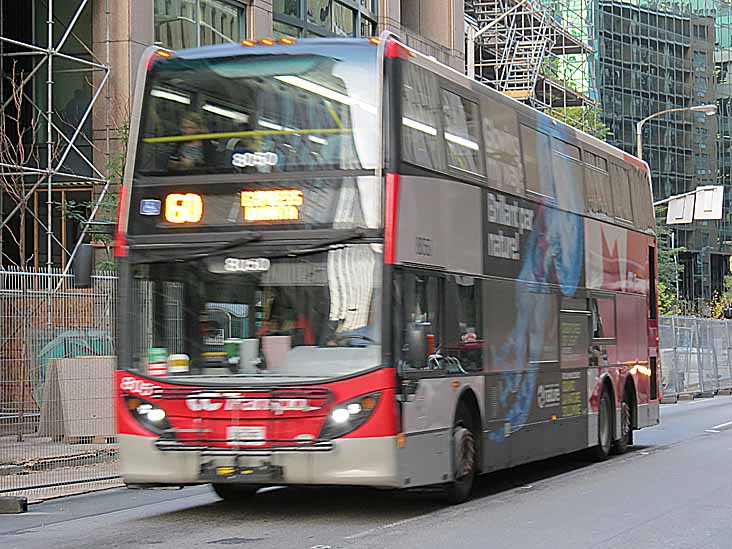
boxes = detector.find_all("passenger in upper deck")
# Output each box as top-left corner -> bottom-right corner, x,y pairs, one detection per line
168,113 -> 215,172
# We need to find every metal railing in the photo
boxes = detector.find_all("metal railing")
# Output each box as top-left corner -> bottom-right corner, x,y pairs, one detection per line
0,267 -> 120,501
660,315 -> 732,401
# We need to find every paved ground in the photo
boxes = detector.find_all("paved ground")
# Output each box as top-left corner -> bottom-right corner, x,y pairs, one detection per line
3,397 -> 732,549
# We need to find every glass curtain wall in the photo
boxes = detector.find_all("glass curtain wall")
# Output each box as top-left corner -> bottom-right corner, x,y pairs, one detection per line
273,0 -> 377,38
597,0 -> 732,301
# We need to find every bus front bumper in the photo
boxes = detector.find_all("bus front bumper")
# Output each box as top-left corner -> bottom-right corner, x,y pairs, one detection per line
118,433 -> 400,488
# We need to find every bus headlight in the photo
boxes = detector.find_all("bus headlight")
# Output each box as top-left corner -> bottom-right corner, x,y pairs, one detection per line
319,392 -> 380,440
124,395 -> 171,435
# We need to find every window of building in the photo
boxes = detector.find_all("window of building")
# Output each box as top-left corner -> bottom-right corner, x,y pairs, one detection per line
154,0 -> 245,49
520,125 -> 555,199
274,0 -> 377,38
441,89 -> 482,175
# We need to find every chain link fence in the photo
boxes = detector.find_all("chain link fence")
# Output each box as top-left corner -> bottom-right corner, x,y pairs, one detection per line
1,267 -> 730,501
0,268 -> 120,501
660,315 -> 732,401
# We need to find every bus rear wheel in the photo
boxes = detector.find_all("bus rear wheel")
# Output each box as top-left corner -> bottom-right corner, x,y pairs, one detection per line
445,404 -> 477,504
212,483 -> 260,501
593,389 -> 613,461
612,391 -> 633,455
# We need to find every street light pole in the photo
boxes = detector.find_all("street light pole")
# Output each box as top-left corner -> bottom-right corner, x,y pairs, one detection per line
636,104 -> 717,161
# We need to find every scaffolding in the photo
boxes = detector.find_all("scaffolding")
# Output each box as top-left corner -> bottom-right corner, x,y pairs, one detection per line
0,0 -> 112,277
466,0 -> 598,132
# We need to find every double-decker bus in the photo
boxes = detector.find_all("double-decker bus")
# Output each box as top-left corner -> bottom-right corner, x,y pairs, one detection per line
110,34 -> 659,503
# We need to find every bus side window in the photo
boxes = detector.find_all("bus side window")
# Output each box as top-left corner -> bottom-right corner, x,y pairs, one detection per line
444,276 -> 483,373
394,270 -> 442,370
401,63 -> 446,173
590,296 -> 616,340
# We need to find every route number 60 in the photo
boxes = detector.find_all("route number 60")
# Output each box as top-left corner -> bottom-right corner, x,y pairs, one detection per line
165,193 -> 203,224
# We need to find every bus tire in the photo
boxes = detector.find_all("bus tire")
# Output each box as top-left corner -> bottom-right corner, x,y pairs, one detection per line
212,483 -> 259,501
593,388 -> 613,461
612,389 -> 634,455
445,402 -> 477,504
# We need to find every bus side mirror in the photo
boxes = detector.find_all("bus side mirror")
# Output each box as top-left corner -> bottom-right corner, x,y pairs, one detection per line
406,323 -> 428,368
73,244 -> 94,288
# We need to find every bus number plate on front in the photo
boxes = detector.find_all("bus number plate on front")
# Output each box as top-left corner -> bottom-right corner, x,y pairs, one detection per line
227,426 -> 266,446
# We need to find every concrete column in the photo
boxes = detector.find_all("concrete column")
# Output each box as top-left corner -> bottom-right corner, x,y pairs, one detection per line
91,0 -> 154,192
249,0 -> 273,40
378,0 -> 401,34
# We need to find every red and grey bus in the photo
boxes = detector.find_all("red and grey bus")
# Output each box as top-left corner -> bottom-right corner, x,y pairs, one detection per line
110,34 -> 659,503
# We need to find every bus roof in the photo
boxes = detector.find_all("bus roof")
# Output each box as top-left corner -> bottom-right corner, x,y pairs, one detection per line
156,37 -> 376,61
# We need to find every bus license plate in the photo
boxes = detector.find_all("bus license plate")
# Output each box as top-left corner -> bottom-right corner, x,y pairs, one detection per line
227,426 -> 266,446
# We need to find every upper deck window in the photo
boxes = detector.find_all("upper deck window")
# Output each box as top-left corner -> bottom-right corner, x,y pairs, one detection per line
610,164 -> 634,223
520,125 -> 555,199
441,90 -> 482,175
482,96 -> 523,196
630,167 -> 655,230
136,44 -> 378,176
401,63 -> 446,173
552,138 -> 584,213
584,151 -> 613,218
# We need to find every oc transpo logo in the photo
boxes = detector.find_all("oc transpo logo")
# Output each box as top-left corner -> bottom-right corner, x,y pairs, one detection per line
185,393 -> 313,414
186,393 -> 224,412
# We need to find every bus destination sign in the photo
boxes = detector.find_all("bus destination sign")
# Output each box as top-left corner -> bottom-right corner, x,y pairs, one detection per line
240,189 -> 304,221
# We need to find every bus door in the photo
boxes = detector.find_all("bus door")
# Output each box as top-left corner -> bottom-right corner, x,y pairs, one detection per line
394,270 -> 484,488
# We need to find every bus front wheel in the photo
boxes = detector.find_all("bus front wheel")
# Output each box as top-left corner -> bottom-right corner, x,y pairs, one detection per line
445,403 -> 477,504
212,483 -> 260,501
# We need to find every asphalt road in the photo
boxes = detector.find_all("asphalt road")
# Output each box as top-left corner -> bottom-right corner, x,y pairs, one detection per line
4,397 -> 732,549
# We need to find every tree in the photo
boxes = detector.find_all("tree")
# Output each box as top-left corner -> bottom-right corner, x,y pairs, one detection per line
655,207 -> 686,315
0,63 -> 41,267
547,105 -> 612,140
56,117 -> 128,271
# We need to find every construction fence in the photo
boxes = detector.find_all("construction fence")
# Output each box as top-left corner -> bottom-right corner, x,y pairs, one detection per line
0,268 -> 119,501
1,267 -> 730,500
659,316 -> 732,401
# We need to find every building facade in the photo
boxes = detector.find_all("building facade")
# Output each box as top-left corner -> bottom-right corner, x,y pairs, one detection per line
596,0 -> 732,303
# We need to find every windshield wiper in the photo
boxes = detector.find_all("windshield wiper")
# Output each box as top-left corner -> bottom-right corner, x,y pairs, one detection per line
272,228 -> 372,258
186,232 -> 263,261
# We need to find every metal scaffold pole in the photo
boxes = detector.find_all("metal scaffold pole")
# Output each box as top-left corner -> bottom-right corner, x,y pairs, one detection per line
0,0 -> 111,275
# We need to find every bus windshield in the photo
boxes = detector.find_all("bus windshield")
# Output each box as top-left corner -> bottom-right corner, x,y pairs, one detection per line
136,43 -> 378,176
127,244 -> 382,381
